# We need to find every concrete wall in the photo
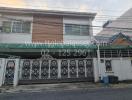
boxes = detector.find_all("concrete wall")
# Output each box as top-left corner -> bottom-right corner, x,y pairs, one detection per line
63,35 -> 92,44
0,58 -> 20,87
0,58 -> 5,86
93,58 -> 132,81
0,33 -> 32,43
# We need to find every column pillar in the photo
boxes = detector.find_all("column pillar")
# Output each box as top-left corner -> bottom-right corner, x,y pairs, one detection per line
13,59 -> 20,87
0,58 -> 6,87
93,58 -> 99,82
58,59 -> 61,78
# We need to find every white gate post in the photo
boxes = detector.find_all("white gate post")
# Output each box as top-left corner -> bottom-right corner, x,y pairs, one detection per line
58,59 -> 61,78
95,44 -> 101,82
13,59 -> 20,87
93,58 -> 99,82
0,58 -> 6,87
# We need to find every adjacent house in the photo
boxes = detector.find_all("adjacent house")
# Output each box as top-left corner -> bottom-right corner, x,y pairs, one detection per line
109,32 -> 132,46
97,8 -> 132,38
95,32 -> 132,46
93,8 -> 132,83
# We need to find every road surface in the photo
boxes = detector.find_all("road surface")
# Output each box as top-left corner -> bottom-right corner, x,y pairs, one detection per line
0,88 -> 132,100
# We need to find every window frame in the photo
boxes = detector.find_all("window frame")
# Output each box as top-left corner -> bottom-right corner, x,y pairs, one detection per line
2,20 -> 31,34
64,24 -> 90,36
12,21 -> 23,33
2,21 -> 12,33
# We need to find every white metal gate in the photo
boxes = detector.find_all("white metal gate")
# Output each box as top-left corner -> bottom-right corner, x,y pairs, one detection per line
19,57 -> 94,84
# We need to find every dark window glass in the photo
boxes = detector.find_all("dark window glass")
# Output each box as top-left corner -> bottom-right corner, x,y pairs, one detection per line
105,60 -> 112,72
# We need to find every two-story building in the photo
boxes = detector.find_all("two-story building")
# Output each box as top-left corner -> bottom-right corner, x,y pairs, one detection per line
0,7 -> 97,86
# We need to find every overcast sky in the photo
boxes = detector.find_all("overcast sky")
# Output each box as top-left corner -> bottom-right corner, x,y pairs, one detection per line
0,0 -> 132,34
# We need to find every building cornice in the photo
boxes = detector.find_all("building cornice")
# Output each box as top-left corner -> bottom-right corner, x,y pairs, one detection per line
0,7 -> 96,19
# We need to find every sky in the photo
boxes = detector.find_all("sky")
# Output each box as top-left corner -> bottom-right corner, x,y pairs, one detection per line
0,0 -> 132,34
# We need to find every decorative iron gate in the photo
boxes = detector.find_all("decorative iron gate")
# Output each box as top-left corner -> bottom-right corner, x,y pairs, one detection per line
19,57 -> 94,84
21,60 -> 30,80
86,59 -> 94,77
41,60 -> 49,79
61,60 -> 68,78
78,60 -> 85,78
50,60 -> 58,79
32,60 -> 40,80
69,60 -> 77,78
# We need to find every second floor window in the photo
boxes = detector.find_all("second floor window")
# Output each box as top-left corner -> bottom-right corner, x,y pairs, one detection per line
2,21 -> 31,33
64,24 -> 90,36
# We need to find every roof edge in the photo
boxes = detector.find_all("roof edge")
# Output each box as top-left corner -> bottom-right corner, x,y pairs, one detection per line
0,6 -> 96,18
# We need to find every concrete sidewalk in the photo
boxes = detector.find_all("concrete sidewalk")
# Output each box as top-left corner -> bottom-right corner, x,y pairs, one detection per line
1,82 -> 132,93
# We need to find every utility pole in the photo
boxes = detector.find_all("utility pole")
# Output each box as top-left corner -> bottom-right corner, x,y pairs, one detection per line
91,36 -> 101,82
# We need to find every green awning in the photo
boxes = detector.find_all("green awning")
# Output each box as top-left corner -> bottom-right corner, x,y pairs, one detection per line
0,43 -> 131,50
0,43 -> 97,49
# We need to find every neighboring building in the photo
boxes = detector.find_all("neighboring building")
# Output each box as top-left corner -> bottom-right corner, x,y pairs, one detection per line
109,32 -> 132,46
93,8 -> 132,83
94,32 -> 132,82
95,32 -> 132,46
97,8 -> 132,38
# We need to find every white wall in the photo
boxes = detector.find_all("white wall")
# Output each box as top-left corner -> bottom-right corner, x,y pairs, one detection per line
0,58 -> 5,86
63,17 -> 91,25
0,14 -> 33,43
63,35 -> 92,44
63,17 -> 93,44
94,58 -> 132,81
0,33 -> 32,43
113,58 -> 132,80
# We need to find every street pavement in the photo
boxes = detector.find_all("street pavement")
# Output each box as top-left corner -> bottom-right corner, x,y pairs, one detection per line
1,82 -> 132,93
0,87 -> 132,100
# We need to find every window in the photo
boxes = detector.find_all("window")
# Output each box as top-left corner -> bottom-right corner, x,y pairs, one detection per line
22,22 -> 31,33
2,21 -> 31,33
65,24 -> 89,35
81,25 -> 89,35
105,60 -> 112,72
2,21 -> 12,33
12,21 -> 22,33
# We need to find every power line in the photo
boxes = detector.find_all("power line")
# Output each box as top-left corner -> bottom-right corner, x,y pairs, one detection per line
1,15 -> 132,35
